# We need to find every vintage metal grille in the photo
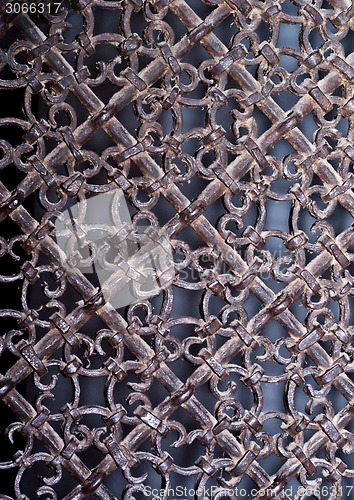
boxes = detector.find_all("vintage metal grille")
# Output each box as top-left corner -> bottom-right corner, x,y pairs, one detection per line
0,0 -> 354,498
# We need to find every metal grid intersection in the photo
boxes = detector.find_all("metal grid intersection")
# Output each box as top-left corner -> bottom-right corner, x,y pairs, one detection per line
0,0 -> 354,498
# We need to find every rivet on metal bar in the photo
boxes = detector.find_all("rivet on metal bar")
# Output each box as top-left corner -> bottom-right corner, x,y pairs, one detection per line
314,414 -> 347,448
23,120 -> 50,144
314,354 -> 349,386
104,357 -> 127,382
228,443 -> 261,477
50,312 -> 79,347
287,443 -> 317,476
199,349 -> 227,380
0,190 -> 25,219
21,261 -> 38,284
28,33 -> 63,61
210,45 -> 247,76
134,407 -> 168,436
319,233 -> 350,268
137,348 -> 169,381
105,439 -> 138,469
29,155 -> 57,189
18,341 -> 48,377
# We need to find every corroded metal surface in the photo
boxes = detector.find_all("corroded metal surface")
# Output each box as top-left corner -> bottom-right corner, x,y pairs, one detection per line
0,0 -> 353,498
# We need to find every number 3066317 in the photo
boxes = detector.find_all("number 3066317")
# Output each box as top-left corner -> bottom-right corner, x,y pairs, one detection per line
5,2 -> 63,14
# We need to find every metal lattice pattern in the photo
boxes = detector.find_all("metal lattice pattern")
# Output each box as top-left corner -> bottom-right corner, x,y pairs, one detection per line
0,0 -> 354,498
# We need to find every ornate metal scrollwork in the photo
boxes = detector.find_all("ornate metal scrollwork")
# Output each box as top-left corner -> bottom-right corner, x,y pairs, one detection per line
0,0 -> 353,498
